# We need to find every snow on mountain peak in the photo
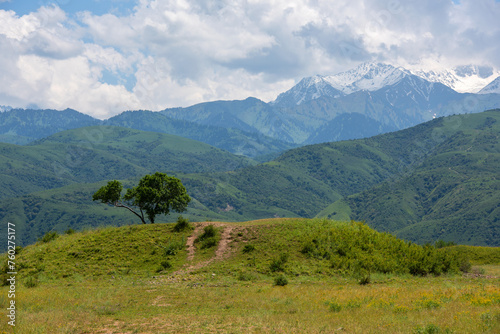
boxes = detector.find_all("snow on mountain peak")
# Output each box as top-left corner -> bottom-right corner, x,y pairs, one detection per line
272,75 -> 343,106
478,76 -> 500,94
410,65 -> 500,93
273,62 -> 412,106
273,62 -> 500,107
0,105 -> 12,112
323,62 -> 410,94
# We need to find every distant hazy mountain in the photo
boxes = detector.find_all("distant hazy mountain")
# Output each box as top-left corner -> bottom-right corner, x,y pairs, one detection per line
272,76 -> 345,107
0,108 -> 99,144
105,110 -> 295,158
272,63 -> 411,106
479,77 -> 500,94
410,65 -> 499,93
0,107 -> 294,158
304,113 -> 397,144
160,97 -> 309,144
267,63 -> 500,143
323,62 -> 410,94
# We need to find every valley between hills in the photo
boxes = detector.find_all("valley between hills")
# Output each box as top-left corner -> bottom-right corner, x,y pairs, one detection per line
1,109 -> 499,247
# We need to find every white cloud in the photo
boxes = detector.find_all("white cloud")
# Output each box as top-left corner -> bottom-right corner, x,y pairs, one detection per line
0,0 -> 499,118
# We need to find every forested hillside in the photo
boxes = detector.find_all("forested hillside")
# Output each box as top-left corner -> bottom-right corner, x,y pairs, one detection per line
2,110 -> 499,247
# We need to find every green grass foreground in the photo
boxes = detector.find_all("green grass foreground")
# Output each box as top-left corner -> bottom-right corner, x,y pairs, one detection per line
1,218 -> 499,333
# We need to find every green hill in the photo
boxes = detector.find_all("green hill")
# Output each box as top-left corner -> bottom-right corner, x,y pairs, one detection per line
0,126 -> 258,246
0,180 -> 236,247
333,111 -> 500,246
0,108 -> 295,158
0,126 -> 256,201
11,218 -> 486,282
3,218 -> 499,333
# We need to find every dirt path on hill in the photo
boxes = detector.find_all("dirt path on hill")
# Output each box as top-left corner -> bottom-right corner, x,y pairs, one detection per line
170,222 -> 239,276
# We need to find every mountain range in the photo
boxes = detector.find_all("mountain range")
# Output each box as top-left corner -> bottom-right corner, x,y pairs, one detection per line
1,63 -> 500,151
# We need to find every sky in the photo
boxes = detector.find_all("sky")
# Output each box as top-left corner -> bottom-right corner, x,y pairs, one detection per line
0,0 -> 499,119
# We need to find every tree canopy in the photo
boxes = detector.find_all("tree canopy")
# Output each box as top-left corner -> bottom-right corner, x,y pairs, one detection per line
92,172 -> 191,224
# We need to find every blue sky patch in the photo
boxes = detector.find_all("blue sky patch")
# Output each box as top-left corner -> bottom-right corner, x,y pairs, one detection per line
0,0 -> 137,17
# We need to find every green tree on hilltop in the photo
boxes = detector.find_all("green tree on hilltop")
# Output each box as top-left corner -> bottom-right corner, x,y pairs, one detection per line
93,172 -> 191,224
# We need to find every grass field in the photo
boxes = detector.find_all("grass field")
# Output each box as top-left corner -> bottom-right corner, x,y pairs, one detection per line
1,219 -> 499,333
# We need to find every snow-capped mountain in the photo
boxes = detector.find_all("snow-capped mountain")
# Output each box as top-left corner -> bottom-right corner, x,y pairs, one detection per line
267,62 -> 500,143
0,105 -> 12,112
273,63 -> 411,106
478,76 -> 500,94
323,63 -> 409,94
273,63 -> 457,108
272,75 -> 344,106
274,63 -> 500,108
410,65 -> 500,93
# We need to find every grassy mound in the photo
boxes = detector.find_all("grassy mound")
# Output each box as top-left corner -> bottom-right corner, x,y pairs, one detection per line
3,218 -> 494,287
4,224 -> 192,284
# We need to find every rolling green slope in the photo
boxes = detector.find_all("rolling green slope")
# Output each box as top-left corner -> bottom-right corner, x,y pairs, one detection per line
330,110 -> 500,246
105,110 -> 296,158
0,126 -> 256,201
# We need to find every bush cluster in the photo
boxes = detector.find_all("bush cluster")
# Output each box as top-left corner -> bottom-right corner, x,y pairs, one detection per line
274,274 -> 288,286
195,225 -> 219,249
173,215 -> 191,232
301,221 -> 462,276
38,231 -> 59,243
269,253 -> 288,272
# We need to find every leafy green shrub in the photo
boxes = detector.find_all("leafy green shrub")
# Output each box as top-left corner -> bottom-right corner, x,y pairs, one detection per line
38,231 -> 59,243
156,260 -> 172,272
269,253 -> 288,272
157,238 -> 186,256
64,228 -> 75,235
200,237 -> 218,249
196,225 -> 217,241
274,274 -> 288,286
173,215 -> 191,232
23,276 -> 38,288
0,261 -> 12,287
354,268 -> 371,285
195,225 -> 219,249
242,244 -> 255,253
471,266 -> 486,275
301,241 -> 315,255
418,300 -> 441,310
434,240 -> 456,248
160,260 -> 172,269
459,259 -> 472,273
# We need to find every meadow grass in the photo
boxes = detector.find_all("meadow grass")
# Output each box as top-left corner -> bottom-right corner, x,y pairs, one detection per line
1,273 -> 498,333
